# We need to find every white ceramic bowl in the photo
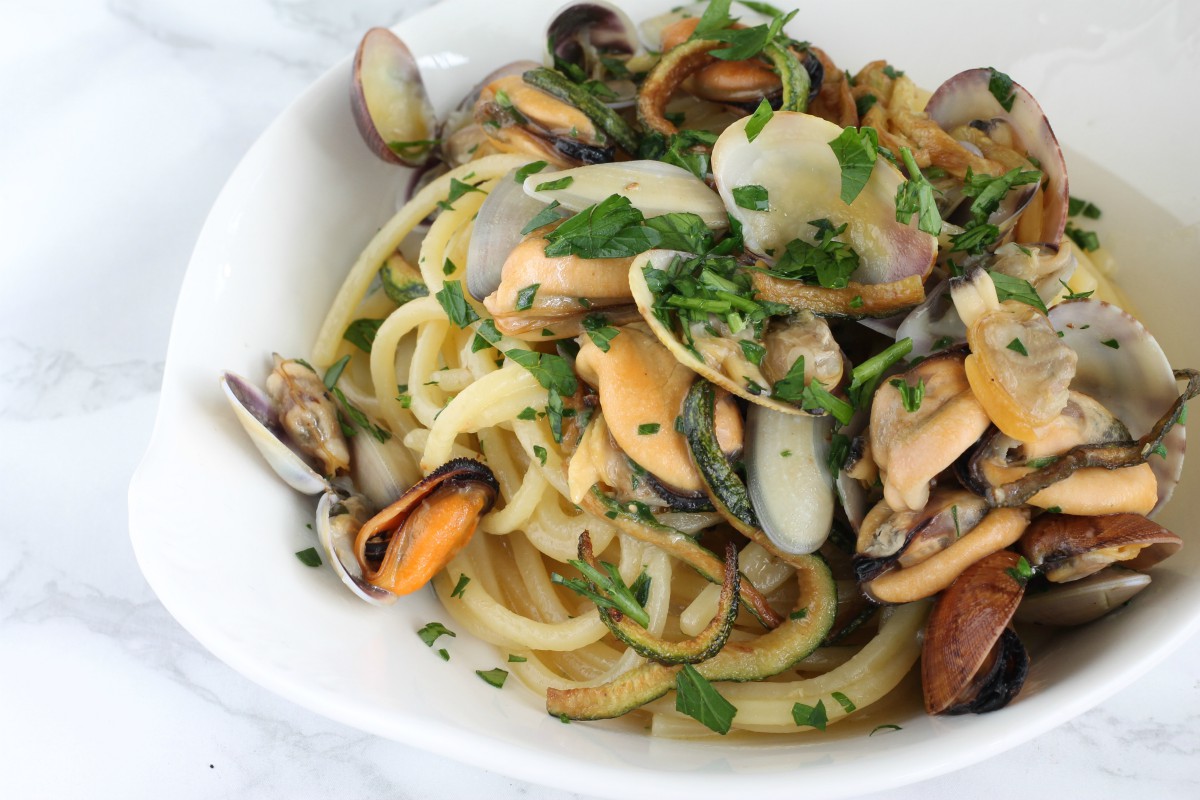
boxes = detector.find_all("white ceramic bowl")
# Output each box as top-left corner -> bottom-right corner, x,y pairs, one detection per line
129,1 -> 1200,797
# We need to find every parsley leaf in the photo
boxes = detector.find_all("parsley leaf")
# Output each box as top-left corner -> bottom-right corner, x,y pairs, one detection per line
533,444 -> 548,466
1057,280 -> 1094,301
581,313 -> 620,352
521,199 -> 564,235
503,348 -> 578,396
739,339 -> 766,366
471,318 -> 502,353
417,622 -> 456,647
987,68 -> 1016,112
1006,337 -> 1029,356
1005,555 -> 1034,586
792,699 -> 828,730
515,283 -> 540,311
988,271 -> 1049,314
476,668 -> 508,688
294,547 -> 322,567
744,98 -> 774,143
386,139 -> 439,160
535,176 -> 574,192
643,212 -> 715,253
889,377 -> 925,412
551,559 -> 651,628
1102,338 -> 1120,349
831,691 -> 857,713
322,355 -> 351,390
343,318 -> 384,353
773,219 -> 860,288
637,423 -> 661,435
675,664 -> 737,735
450,574 -> 470,598
543,195 -> 651,258
435,280 -> 480,328
771,354 -> 808,404
514,161 -> 548,183
1068,196 -> 1102,219
437,177 -> 483,211
894,146 -> 943,236
802,381 -> 854,425
828,126 -> 879,205
732,184 -> 770,211
847,337 -> 913,410
1065,222 -> 1100,252
691,0 -> 735,37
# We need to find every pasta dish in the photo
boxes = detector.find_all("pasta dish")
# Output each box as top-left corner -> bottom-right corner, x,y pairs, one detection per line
220,0 -> 1197,736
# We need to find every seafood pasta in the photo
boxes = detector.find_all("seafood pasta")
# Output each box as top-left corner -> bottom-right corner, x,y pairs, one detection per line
222,0 -> 1197,735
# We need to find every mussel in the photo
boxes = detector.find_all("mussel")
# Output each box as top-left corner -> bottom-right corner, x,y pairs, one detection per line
353,459 -> 499,596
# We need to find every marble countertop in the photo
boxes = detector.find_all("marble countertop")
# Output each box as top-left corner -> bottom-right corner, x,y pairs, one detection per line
2,1 -> 1197,797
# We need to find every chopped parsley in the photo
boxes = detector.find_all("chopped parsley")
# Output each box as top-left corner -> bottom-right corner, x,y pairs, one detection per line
1057,280 -> 1094,300
417,621 -> 456,647
502,348 -> 578,396
516,406 -> 538,421
675,664 -> 737,735
1068,196 -> 1102,219
889,377 -> 925,412
451,574 -> 470,598
827,432 -> 850,477
987,67 -> 1016,112
514,160 -> 548,183
773,219 -> 860,289
870,724 -> 902,736
581,313 -> 620,353
828,125 -> 879,205
791,699 -> 828,730
507,654 -> 527,663
521,199 -> 563,235
637,423 -> 662,435
1101,338 -> 1120,349
294,547 -> 322,567
744,97 -> 774,143
471,318 -> 502,353
437,177 -> 484,212
535,176 -> 573,192
386,139 -> 439,159
894,147 -> 943,236
1065,222 -> 1100,252
739,339 -> 767,366
435,280 -> 480,328
343,318 -> 384,353
551,558 -> 651,628
831,691 -> 856,713
732,184 -> 770,211
515,283 -> 540,311
476,668 -> 508,688
1005,555 -> 1034,586
1006,337 -> 1029,356
989,271 -> 1048,314
847,337 -> 913,410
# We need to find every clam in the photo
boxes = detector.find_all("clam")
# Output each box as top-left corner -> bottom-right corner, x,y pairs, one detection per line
711,111 -> 937,285
745,405 -> 835,555
1018,512 -> 1182,583
965,391 -> 1159,516
630,249 -> 848,416
220,358 -> 349,495
952,267 -> 1077,443
466,168 -> 563,302
349,429 -> 422,510
546,1 -> 638,78
1014,567 -> 1152,626
354,459 -> 499,596
870,349 -> 992,512
992,241 -> 1076,306
921,550 -> 1029,715
1048,299 -> 1186,512
522,160 -> 729,229
351,28 -> 438,167
925,68 -> 1069,245
316,490 -> 398,606
893,279 -> 965,358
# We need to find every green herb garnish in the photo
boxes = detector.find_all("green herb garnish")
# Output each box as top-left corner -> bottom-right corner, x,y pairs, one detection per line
417,622 -> 456,647
294,547 -> 321,567
476,668 -> 508,688
515,283 -> 540,311
889,377 -> 925,412
732,184 -> 770,211
451,574 -> 470,599
675,664 -> 738,735
343,318 -> 384,353
792,699 -> 828,730
514,161 -> 548,183
637,423 -> 662,435
551,559 -> 651,628
828,126 -> 879,205
435,280 -> 480,328
1006,337 -> 1028,356
744,97 -> 774,143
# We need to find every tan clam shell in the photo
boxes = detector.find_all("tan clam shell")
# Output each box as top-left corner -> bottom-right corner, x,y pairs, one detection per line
1018,512 -> 1183,582
629,249 -> 813,416
921,550 -> 1027,715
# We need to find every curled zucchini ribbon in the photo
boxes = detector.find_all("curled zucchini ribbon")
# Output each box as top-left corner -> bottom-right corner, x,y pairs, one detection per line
988,368 -> 1199,507
583,487 -> 784,629
580,532 -> 739,665
546,554 -> 837,721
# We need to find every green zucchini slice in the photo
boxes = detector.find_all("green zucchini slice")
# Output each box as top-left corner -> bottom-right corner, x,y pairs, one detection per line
581,533 -> 739,665
546,554 -> 837,721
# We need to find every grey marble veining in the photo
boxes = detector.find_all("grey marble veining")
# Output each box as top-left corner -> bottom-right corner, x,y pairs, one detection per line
2,1 -> 1198,799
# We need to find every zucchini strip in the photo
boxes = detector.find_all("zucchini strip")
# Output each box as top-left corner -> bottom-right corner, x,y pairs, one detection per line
523,68 -> 640,156
762,42 -> 809,113
580,533 -> 739,665
581,487 -> 783,629
680,378 -> 769,545
546,554 -> 837,720
751,271 -> 926,318
636,38 -> 722,137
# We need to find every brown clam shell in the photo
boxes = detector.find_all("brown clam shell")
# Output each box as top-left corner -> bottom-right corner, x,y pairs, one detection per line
1019,513 -> 1182,582
922,550 -> 1027,715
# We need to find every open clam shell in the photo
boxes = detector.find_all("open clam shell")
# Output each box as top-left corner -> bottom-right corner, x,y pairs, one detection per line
1048,298 -> 1186,513
711,111 -> 937,285
466,168 -> 560,302
316,491 -> 399,606
220,372 -> 329,496
351,28 -> 437,167
1019,512 -> 1183,583
546,1 -> 639,75
1015,567 -> 1152,627
925,68 -> 1068,245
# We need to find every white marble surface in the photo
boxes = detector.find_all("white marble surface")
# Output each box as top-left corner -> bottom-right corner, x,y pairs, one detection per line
2,1 -> 1198,798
